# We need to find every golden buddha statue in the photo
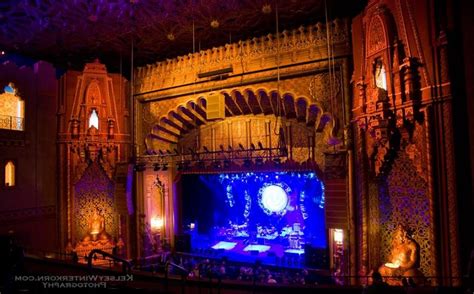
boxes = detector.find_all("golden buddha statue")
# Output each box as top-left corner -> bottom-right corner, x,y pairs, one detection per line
378,224 -> 424,285
82,209 -> 112,244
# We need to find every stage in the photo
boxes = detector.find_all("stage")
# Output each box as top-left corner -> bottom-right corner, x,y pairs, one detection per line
187,239 -> 306,268
179,170 -> 329,269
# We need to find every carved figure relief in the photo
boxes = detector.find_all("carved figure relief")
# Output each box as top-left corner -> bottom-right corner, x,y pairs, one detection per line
378,224 -> 424,285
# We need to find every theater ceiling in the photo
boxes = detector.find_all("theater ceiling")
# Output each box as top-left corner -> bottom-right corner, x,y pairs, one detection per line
0,0 -> 365,72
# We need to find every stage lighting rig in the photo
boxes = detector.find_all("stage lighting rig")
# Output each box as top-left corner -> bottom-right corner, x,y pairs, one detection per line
213,161 -> 222,169
134,163 -> 146,172
243,158 -> 252,167
223,159 -> 231,168
273,158 -> 282,166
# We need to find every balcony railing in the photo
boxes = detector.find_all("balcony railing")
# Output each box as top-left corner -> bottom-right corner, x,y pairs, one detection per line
0,114 -> 24,131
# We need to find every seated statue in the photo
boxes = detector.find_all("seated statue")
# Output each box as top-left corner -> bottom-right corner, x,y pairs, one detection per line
81,209 -> 112,244
378,224 -> 424,285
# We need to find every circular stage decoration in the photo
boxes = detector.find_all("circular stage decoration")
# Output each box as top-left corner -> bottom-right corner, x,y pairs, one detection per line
258,183 -> 290,216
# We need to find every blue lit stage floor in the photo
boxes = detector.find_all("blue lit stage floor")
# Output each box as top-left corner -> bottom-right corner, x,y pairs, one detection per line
190,238 -> 306,268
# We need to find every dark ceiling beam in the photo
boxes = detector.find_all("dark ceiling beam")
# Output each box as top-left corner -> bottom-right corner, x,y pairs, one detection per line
163,116 -> 187,134
153,124 -> 180,138
245,91 -> 263,115
148,133 -> 178,144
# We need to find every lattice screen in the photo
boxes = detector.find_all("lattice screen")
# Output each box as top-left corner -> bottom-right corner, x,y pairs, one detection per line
74,161 -> 117,242
378,151 -> 434,278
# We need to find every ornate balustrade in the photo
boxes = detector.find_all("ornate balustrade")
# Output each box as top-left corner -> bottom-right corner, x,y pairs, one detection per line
0,114 -> 24,131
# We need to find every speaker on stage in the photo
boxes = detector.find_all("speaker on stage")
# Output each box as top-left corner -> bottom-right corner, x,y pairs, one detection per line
175,234 -> 191,253
304,245 -> 329,269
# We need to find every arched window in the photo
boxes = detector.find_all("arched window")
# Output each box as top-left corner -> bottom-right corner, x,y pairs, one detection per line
5,161 -> 15,187
89,109 -> 99,129
374,59 -> 387,90
0,83 -> 24,131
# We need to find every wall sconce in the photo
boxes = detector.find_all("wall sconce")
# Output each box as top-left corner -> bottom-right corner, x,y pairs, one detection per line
150,217 -> 163,232
334,229 -> 344,245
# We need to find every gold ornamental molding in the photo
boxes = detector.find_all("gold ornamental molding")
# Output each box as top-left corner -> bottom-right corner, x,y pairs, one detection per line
135,19 -> 351,98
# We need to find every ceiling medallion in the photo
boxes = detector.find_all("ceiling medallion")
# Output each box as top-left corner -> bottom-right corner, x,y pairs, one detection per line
210,19 -> 220,29
167,33 -> 175,41
262,4 -> 272,14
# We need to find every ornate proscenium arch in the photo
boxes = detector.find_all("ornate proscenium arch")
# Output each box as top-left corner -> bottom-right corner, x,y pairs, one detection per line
145,88 -> 336,156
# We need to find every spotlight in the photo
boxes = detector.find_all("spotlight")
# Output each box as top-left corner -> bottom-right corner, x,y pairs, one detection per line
228,145 -> 233,151
203,146 -> 210,153
134,163 -> 146,172
239,143 -> 245,151
258,142 -> 264,149
197,160 -> 205,169
153,163 -> 160,171
161,163 -> 168,171
219,144 -> 225,151
183,160 -> 191,170
243,159 -> 252,167
159,149 -> 165,155
173,148 -> 180,155
223,160 -> 231,168
250,143 -> 256,150
213,161 -> 222,169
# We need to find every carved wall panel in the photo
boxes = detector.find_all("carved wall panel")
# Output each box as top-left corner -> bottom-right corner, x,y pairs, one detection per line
378,151 -> 433,277
367,180 -> 381,271
73,161 -> 117,242
367,15 -> 387,55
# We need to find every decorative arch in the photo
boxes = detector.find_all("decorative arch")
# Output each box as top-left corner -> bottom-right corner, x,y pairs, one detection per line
85,80 -> 102,106
145,88 -> 337,153
367,15 -> 388,56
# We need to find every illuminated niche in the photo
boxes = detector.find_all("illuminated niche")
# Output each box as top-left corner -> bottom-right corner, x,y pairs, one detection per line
88,109 -> 99,129
0,84 -> 25,131
374,58 -> 387,90
5,161 -> 15,187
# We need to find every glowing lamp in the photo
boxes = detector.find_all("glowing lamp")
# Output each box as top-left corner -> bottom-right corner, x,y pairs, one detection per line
384,262 -> 400,269
261,185 -> 288,213
151,217 -> 163,231
334,229 -> 344,244
189,223 -> 195,230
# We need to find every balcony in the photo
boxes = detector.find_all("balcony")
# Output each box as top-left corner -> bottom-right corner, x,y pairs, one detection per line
0,115 -> 24,131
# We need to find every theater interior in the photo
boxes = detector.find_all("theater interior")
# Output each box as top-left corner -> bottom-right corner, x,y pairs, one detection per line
0,0 -> 473,293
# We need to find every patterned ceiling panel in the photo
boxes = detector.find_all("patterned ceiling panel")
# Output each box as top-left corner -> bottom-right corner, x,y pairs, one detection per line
0,0 -> 364,71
